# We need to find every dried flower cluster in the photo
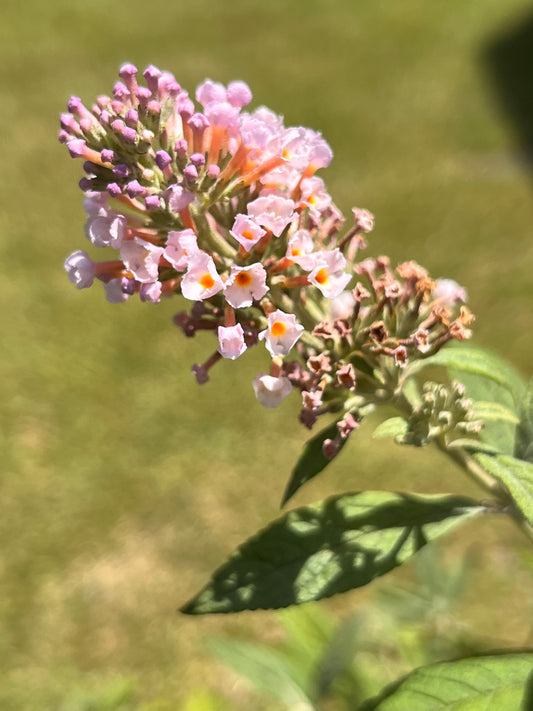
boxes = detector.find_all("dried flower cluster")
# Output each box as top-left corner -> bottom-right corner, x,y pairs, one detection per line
61,64 -> 473,454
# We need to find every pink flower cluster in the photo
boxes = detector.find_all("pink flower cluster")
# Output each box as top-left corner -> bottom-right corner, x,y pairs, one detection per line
61,65 -> 472,446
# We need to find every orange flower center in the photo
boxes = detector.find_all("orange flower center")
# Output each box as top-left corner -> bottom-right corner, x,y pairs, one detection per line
200,273 -> 215,289
314,268 -> 329,285
271,321 -> 287,337
235,271 -> 252,287
241,230 -> 255,241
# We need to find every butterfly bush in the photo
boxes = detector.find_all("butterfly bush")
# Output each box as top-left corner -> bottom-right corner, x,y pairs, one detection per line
61,64 -> 474,457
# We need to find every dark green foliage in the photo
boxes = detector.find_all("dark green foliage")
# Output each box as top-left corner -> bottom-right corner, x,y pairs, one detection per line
182,492 -> 484,614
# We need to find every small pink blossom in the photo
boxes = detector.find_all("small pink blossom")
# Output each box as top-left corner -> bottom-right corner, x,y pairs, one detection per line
165,184 -> 195,213
239,109 -> 283,157
226,81 -> 252,108
139,281 -> 162,303
83,191 -> 109,216
286,230 -> 315,269
223,263 -> 268,308
299,176 -> 332,217
330,290 -> 356,320
120,237 -> 164,283
229,214 -> 266,252
104,278 -> 129,303
247,195 -> 295,237
308,249 -> 352,298
217,324 -> 247,360
181,252 -> 224,301
252,373 -> 293,409
306,129 -> 333,170
434,278 -> 468,305
259,309 -> 304,357
64,250 -> 95,289
195,79 -> 227,107
84,206 -> 127,249
164,229 -> 199,271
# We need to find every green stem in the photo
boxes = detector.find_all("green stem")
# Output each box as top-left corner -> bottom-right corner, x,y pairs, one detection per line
435,439 -> 504,497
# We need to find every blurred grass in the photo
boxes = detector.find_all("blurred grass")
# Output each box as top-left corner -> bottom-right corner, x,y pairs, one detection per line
1,0 -> 533,708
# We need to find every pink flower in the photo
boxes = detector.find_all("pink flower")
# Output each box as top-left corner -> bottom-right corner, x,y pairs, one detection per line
259,309 -> 304,357
299,176 -> 332,217
247,195 -> 295,237
164,229 -> 199,271
217,324 -> 247,360
226,81 -> 252,108
84,206 -> 127,248
139,281 -> 162,303
306,129 -> 333,171
64,250 -> 95,289
104,278 -> 129,303
252,373 -> 292,409
330,290 -> 356,320
229,214 -> 266,252
308,249 -> 352,298
181,252 -> 224,301
434,278 -> 468,305
239,108 -> 283,159
120,237 -> 164,283
223,263 -> 268,308
286,229 -> 315,269
165,184 -> 195,213
83,191 -> 109,215
195,79 -> 227,107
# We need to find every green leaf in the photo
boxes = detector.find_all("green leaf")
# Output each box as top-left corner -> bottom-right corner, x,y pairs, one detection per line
181,492 -> 485,615
447,438 -> 501,455
205,636 -> 311,707
402,377 -> 422,409
281,420 -> 348,506
314,613 -> 361,700
455,374 -> 518,455
516,379 -> 533,462
373,418 -> 409,440
358,652 -> 533,710
407,345 -> 526,406
472,401 -> 520,425
475,453 -> 533,525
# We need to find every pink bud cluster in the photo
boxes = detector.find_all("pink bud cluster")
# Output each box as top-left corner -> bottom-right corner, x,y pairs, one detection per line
61,65 -> 473,450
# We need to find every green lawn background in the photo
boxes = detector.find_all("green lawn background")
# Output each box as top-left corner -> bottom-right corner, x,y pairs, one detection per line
1,0 -> 533,708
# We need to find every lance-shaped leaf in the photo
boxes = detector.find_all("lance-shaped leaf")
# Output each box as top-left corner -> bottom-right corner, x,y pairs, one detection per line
359,652 -> 533,710
205,636 -> 311,708
372,417 -> 409,440
516,378 -> 533,462
475,453 -> 533,525
181,492 -> 485,615
407,345 -> 526,405
281,421 -> 349,507
471,401 -> 520,425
